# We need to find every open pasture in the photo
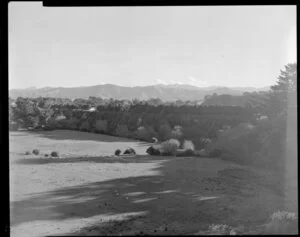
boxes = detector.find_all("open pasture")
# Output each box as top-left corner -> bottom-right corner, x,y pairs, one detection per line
10,130 -> 284,236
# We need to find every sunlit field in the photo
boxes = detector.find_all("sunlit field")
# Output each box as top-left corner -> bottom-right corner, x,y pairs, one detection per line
9,130 -> 288,236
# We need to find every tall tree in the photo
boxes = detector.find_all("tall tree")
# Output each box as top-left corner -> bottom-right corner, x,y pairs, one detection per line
268,63 -> 297,117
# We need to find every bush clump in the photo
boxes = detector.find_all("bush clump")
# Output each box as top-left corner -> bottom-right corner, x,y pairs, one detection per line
115,149 -> 121,156
146,146 -> 161,156
32,149 -> 40,155
159,139 -> 180,156
182,140 -> 195,151
44,154 -> 49,157
208,224 -> 232,235
208,148 -> 223,157
194,149 -> 208,157
51,151 -> 59,157
24,151 -> 31,155
271,211 -> 297,221
79,121 -> 90,132
176,149 -> 195,157
205,122 -> 262,164
43,126 -> 54,131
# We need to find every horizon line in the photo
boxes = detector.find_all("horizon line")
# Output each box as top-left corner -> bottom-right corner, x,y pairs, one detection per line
9,83 -> 271,90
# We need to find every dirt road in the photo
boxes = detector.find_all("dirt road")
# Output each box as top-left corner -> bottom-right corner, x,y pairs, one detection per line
10,131 -> 285,236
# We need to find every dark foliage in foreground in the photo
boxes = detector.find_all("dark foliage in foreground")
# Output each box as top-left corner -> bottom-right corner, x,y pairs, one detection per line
206,63 -> 297,171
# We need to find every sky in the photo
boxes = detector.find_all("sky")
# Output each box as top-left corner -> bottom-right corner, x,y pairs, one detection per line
9,3 -> 296,89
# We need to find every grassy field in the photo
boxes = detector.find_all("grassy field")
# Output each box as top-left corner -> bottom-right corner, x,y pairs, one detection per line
10,130 -> 287,236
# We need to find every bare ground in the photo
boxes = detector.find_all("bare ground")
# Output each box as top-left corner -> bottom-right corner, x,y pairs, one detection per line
10,130 -> 287,236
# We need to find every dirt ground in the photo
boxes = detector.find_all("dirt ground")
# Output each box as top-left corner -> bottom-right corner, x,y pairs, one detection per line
10,130 -> 288,236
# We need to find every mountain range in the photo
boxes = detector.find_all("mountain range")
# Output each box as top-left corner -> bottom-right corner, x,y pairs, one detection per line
9,84 -> 270,101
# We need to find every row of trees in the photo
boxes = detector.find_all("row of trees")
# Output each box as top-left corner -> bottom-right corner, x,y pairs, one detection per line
9,96 -> 257,148
202,91 -> 269,107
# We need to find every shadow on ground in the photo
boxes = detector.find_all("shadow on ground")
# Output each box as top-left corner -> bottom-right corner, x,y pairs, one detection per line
26,130 -> 151,144
15,155 -> 159,165
10,155 -> 285,236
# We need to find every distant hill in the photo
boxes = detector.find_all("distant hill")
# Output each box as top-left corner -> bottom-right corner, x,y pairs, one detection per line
9,84 -> 270,101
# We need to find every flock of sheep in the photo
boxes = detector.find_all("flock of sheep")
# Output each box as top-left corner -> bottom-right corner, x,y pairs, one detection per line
114,137 -> 212,157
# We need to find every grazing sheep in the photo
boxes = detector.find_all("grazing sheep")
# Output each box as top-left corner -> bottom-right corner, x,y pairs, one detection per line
115,149 -> 121,156
32,149 -> 40,155
51,151 -> 59,157
123,147 -> 136,155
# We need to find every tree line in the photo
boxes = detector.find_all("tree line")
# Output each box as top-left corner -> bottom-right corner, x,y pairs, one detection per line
9,63 -> 296,171
9,95 -> 257,148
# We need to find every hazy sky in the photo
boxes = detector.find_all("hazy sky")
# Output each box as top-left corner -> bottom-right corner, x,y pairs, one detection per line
9,3 -> 296,89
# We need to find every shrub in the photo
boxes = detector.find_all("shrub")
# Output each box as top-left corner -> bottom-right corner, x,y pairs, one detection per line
199,137 -> 212,148
194,149 -> 208,157
32,149 -> 40,155
51,151 -> 59,157
182,140 -> 195,151
79,121 -> 90,131
158,123 -> 172,141
134,126 -> 152,141
208,148 -> 222,157
176,149 -> 195,157
9,122 -> 19,131
208,224 -> 232,235
168,138 -> 180,147
205,123 -> 261,163
115,124 -> 131,137
43,125 -> 54,131
66,117 -> 80,130
170,125 -> 183,139
264,211 -> 298,235
44,154 -> 49,157
271,211 -> 297,221
146,146 -> 161,156
160,139 -> 180,156
57,119 -> 70,129
115,149 -> 121,156
46,118 -> 59,129
95,119 -> 108,133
